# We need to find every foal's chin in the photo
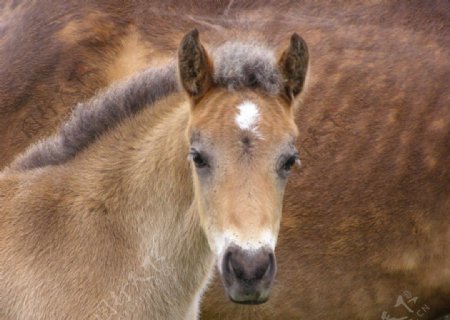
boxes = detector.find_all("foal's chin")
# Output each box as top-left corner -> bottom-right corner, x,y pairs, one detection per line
218,244 -> 277,305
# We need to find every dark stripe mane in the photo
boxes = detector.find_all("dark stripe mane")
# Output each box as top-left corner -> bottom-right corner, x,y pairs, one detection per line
11,41 -> 280,171
12,63 -> 178,170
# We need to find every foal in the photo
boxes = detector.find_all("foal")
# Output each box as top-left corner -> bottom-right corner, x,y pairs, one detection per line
0,30 -> 308,319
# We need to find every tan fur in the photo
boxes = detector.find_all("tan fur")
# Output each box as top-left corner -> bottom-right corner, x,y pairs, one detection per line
1,94 -> 216,319
0,1 -> 449,319
188,89 -> 298,252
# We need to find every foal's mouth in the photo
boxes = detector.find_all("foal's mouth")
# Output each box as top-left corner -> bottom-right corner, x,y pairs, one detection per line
229,294 -> 269,305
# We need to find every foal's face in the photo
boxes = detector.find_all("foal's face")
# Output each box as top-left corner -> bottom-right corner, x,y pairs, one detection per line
178,29 -> 308,304
188,89 -> 298,303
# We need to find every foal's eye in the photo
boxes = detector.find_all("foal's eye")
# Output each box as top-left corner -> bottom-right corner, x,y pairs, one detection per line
193,153 -> 207,168
188,150 -> 208,168
280,154 -> 299,173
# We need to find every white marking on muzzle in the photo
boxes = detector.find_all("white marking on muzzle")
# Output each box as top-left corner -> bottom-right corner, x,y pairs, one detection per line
214,230 -> 276,273
235,101 -> 261,135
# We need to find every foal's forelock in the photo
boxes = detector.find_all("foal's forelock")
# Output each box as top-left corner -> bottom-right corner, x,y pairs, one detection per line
212,42 -> 281,94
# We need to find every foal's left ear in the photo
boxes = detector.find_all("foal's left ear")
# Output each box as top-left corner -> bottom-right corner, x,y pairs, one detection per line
178,29 -> 213,102
278,33 -> 309,103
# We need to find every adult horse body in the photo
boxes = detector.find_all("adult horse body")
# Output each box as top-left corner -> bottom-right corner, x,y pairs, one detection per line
0,1 -> 449,319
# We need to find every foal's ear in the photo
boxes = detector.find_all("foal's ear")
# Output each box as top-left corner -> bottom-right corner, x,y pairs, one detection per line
178,29 -> 213,101
278,33 -> 309,103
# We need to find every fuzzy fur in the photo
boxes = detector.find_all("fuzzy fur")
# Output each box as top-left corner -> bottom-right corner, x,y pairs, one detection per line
0,92 -> 216,319
212,42 -> 281,94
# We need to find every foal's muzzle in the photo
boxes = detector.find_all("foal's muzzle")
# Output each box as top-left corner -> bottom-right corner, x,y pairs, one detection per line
221,244 -> 276,304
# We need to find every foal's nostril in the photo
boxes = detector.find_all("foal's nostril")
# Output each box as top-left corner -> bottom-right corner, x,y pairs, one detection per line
224,251 -> 231,273
229,255 -> 246,280
224,250 -> 245,280
249,254 -> 271,281
261,252 -> 274,279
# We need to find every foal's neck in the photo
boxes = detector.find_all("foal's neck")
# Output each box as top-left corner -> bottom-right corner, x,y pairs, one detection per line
71,93 -> 209,268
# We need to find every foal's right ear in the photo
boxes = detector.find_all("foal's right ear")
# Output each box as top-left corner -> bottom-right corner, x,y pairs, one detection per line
178,29 -> 213,102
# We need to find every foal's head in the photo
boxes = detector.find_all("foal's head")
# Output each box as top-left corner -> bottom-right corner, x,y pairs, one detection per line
178,30 -> 308,304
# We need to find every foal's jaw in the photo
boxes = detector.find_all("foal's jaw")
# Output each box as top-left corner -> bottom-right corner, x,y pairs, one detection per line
177,29 -> 309,305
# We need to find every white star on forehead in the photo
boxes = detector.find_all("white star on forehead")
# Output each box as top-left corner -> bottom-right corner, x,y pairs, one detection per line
235,101 -> 261,135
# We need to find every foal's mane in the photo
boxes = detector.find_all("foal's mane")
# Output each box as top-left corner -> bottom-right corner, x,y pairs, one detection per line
11,41 -> 281,171
12,63 -> 178,170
